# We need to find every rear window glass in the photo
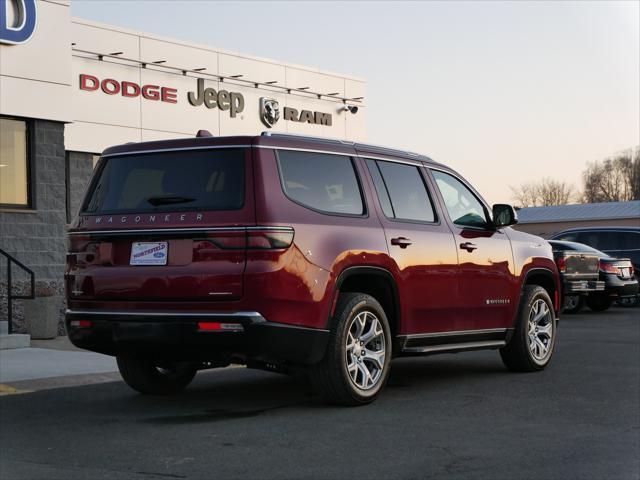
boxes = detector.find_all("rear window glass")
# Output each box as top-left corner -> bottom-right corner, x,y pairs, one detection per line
277,150 -> 364,215
83,149 -> 244,214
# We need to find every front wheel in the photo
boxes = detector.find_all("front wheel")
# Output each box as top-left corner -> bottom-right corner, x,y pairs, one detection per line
500,285 -> 557,372
310,292 -> 392,406
116,353 -> 198,395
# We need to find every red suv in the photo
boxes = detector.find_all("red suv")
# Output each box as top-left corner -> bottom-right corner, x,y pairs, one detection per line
65,133 -> 561,405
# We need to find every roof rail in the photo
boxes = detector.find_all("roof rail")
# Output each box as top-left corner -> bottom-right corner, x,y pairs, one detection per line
261,131 -> 354,146
260,131 -> 436,163
354,142 -> 432,162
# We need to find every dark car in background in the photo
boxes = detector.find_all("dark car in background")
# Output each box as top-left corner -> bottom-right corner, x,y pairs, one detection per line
549,227 -> 640,270
548,244 -> 603,313
548,240 -> 638,313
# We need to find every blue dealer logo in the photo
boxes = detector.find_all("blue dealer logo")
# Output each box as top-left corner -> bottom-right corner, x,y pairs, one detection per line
0,0 -> 37,45
153,252 -> 165,259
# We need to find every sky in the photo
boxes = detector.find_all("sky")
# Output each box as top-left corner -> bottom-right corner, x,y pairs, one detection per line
71,0 -> 640,205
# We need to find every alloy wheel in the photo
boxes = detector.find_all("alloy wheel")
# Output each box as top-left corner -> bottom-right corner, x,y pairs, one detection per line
345,311 -> 386,390
527,298 -> 554,362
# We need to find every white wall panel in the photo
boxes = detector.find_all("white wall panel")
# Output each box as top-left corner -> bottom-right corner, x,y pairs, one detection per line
283,96 -> 345,138
71,21 -> 139,61
72,57 -> 141,128
285,67 -> 344,97
140,38 -> 218,75
219,54 -> 285,86
140,70 -> 219,135
346,108 -> 367,141
345,79 -> 366,101
141,129 -> 192,142
65,121 -> 140,153
0,1 -> 71,85
0,75 -> 71,122
218,83 -> 287,136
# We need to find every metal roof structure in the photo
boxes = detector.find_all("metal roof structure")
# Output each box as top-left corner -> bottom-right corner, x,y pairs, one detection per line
516,201 -> 640,224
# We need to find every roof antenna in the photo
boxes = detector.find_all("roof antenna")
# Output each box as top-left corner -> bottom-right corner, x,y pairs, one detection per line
196,130 -> 213,137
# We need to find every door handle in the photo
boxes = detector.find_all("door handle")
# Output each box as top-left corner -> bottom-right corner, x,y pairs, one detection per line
391,237 -> 412,249
460,242 -> 477,252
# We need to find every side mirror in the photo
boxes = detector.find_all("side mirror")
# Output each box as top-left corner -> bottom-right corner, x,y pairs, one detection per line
492,204 -> 518,228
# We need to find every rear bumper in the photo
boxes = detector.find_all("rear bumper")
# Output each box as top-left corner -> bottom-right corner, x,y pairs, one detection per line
602,276 -> 639,298
563,280 -> 605,294
65,310 -> 329,365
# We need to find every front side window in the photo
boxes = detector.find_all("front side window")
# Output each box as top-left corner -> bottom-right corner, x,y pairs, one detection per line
277,150 -> 364,215
83,149 -> 245,214
0,118 -> 29,207
366,159 -> 435,222
432,170 -> 489,228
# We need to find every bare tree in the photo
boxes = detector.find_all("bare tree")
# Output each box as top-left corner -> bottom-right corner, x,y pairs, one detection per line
582,148 -> 640,203
510,178 -> 574,207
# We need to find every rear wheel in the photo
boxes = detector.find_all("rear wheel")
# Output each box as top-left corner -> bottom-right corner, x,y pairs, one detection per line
563,295 -> 584,314
586,294 -> 612,312
116,353 -> 197,395
310,292 -> 391,406
500,285 -> 557,372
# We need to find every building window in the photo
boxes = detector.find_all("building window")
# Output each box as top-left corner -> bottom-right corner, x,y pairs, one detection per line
0,117 -> 30,208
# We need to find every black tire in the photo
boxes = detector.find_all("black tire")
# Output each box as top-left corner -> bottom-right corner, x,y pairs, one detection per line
562,295 -> 584,314
586,294 -> 612,312
500,285 -> 557,372
116,353 -> 197,395
309,292 -> 392,406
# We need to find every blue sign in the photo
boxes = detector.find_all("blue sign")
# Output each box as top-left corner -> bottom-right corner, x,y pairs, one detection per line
0,0 -> 37,45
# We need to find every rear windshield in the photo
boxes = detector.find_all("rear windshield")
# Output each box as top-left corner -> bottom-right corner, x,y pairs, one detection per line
83,149 -> 245,214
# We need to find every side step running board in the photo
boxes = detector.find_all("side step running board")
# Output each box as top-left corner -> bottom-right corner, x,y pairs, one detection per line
398,328 -> 512,355
401,340 -> 506,355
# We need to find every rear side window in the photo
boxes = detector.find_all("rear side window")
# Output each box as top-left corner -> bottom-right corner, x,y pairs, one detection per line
555,233 -> 579,242
576,231 -> 640,252
365,159 -> 435,222
83,149 -> 244,214
277,150 -> 364,215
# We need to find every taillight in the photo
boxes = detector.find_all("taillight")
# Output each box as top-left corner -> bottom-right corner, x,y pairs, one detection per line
205,231 -> 246,249
197,228 -> 294,252
247,229 -> 294,249
599,260 -> 620,275
556,257 -> 566,273
70,320 -> 92,328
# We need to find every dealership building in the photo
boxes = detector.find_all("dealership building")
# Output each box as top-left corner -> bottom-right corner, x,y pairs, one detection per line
0,0 -> 367,338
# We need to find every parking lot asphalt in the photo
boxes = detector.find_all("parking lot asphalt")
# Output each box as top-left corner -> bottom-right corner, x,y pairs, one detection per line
0,307 -> 638,480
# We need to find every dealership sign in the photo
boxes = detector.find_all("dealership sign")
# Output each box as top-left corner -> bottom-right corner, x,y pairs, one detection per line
0,0 -> 37,45
78,74 -> 333,126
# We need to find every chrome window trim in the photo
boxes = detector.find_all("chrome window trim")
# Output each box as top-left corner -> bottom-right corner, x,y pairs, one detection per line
67,309 -> 264,317
256,145 -> 426,167
67,226 -> 294,236
101,145 -> 253,158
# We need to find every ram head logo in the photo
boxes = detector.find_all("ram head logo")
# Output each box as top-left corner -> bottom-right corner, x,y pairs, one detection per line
260,97 -> 280,128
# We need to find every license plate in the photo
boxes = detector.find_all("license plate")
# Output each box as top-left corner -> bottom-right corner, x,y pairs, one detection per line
130,242 -> 168,265
620,268 -> 630,279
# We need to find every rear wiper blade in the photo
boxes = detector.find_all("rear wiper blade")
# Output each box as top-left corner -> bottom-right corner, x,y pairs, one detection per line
147,195 -> 196,206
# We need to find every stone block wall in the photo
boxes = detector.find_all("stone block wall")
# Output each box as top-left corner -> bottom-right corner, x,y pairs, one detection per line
66,151 -> 95,223
0,120 -> 66,332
